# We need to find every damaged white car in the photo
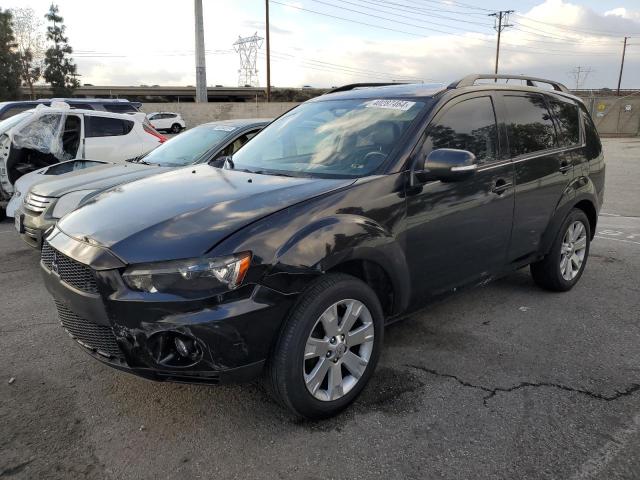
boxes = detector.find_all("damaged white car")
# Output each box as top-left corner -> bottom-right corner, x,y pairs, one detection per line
0,103 -> 166,219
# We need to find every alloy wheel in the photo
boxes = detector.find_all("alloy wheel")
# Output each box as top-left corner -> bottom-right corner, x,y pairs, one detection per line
303,299 -> 374,402
560,220 -> 587,281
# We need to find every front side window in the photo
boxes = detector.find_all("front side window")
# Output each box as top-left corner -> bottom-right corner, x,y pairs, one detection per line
86,116 -> 134,137
547,98 -> 580,147
231,98 -> 427,178
504,94 -> 556,156
424,96 -> 498,164
220,130 -> 261,158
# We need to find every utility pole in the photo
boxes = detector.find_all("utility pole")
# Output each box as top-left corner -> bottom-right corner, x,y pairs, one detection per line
488,10 -> 513,78
617,36 -> 628,96
265,0 -> 271,102
194,0 -> 208,103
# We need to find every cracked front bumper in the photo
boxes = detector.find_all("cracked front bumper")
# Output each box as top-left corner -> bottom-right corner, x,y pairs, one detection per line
42,229 -> 294,384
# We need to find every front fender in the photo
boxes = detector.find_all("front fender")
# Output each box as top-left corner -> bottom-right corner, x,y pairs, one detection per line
261,214 -> 410,313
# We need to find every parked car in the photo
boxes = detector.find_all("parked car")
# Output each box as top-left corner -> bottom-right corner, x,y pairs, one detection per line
0,103 -> 166,219
147,112 -> 186,133
0,98 -> 142,120
15,119 -> 268,247
41,75 -> 604,419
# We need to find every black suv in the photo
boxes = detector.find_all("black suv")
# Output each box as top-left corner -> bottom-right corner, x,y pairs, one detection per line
41,74 -> 605,419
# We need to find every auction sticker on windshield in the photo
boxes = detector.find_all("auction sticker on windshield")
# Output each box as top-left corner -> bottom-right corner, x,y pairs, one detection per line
366,99 -> 416,111
213,125 -> 237,132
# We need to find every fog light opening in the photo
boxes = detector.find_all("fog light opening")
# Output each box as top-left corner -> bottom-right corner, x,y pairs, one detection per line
148,331 -> 203,367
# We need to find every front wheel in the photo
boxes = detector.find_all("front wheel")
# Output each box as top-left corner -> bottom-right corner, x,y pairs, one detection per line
530,208 -> 591,291
267,273 -> 384,419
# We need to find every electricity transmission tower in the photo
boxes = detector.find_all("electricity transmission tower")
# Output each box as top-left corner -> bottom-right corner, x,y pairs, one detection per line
488,10 -> 514,77
233,33 -> 263,87
569,66 -> 593,90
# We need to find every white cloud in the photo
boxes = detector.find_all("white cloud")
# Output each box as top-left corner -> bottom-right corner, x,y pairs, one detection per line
11,0 -> 640,89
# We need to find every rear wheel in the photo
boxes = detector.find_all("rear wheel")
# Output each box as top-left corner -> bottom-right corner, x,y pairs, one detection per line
171,123 -> 182,133
267,273 -> 383,419
530,208 -> 591,291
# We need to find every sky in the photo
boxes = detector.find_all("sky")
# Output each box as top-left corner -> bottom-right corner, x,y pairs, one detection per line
6,0 -> 640,89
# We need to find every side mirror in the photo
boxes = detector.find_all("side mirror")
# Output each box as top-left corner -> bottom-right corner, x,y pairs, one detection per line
415,148 -> 478,183
208,155 -> 230,168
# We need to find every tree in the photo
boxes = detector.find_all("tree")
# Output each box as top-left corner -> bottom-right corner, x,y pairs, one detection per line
12,7 -> 45,100
43,4 -> 79,97
0,8 -> 22,100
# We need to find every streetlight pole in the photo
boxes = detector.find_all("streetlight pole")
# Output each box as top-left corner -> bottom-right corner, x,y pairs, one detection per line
194,0 -> 207,103
265,0 -> 271,102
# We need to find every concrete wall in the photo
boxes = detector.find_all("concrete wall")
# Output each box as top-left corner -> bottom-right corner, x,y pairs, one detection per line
141,102 -> 299,128
580,96 -> 640,136
143,97 -> 640,136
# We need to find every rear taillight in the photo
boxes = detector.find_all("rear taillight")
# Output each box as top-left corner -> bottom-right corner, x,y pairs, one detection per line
143,123 -> 167,143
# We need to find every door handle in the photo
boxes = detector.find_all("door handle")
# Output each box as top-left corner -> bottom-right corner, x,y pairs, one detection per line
491,178 -> 512,195
559,160 -> 573,174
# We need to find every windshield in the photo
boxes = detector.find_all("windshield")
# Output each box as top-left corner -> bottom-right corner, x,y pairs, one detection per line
140,125 -> 233,167
0,111 -> 33,134
231,98 -> 426,178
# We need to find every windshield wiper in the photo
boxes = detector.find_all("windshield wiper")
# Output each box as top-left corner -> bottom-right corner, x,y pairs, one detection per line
252,170 -> 294,177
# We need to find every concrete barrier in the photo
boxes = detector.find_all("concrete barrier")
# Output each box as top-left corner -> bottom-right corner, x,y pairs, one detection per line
579,95 -> 640,136
143,96 -> 640,136
141,102 -> 299,128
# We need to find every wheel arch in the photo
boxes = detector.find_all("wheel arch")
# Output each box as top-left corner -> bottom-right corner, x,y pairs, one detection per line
262,214 -> 411,318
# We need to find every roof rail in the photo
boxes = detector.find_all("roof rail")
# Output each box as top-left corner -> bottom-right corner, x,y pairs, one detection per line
448,74 -> 569,93
325,82 -> 408,95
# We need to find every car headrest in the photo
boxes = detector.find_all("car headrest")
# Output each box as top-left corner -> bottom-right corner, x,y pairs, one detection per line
372,121 -> 399,146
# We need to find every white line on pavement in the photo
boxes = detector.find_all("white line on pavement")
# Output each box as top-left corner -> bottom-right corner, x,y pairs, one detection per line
595,235 -> 640,246
570,412 -> 640,480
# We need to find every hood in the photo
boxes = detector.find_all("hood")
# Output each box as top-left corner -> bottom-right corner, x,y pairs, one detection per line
58,165 -> 354,264
31,163 -> 167,197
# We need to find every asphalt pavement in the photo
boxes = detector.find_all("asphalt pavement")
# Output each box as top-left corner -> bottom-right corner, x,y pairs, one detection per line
1,138 -> 639,480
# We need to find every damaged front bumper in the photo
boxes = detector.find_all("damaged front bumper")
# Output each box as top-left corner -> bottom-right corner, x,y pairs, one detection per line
42,229 -> 294,384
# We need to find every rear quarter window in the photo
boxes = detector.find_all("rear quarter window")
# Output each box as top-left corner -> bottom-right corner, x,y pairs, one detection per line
503,94 -> 556,156
85,116 -> 134,137
103,104 -> 138,113
547,97 -> 580,147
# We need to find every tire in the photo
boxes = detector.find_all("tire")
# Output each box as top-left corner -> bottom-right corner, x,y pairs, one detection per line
530,208 -> 591,292
267,273 -> 384,419
0,206 -> 5,221
171,123 -> 182,134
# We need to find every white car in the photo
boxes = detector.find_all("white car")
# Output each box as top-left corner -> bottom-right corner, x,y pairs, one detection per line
1,102 -> 166,218
147,112 -> 186,133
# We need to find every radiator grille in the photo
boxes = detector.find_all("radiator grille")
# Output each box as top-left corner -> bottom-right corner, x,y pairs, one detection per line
41,241 -> 98,294
55,301 -> 122,358
24,192 -> 55,213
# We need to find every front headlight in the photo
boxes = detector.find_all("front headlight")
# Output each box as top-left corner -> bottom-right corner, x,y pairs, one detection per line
122,252 -> 252,297
52,190 -> 95,218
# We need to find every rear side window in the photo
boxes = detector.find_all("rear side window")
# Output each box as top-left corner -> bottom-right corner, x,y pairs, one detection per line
69,103 -> 94,110
426,96 -> 498,164
103,104 -> 138,113
504,94 -> 556,156
85,116 -> 134,137
547,97 -> 580,147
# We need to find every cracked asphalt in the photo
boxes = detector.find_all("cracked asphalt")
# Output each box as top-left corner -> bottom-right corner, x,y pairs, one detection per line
1,138 -> 639,480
